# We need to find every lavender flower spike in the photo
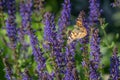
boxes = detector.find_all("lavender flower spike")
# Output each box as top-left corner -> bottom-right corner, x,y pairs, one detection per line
28,26 -> 46,79
58,0 -> 71,28
20,1 -> 52,79
109,47 -> 120,80
27,25 -> 53,80
20,0 -> 32,32
63,42 -> 79,80
89,0 -> 100,26
43,12 -> 56,50
90,28 -> 101,80
6,0 -> 17,49
28,26 -> 54,80
43,12 -> 64,79
57,0 -> 71,46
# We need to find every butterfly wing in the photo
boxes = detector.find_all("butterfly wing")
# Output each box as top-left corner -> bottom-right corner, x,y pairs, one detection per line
79,27 -> 87,38
67,25 -> 87,44
67,11 -> 87,44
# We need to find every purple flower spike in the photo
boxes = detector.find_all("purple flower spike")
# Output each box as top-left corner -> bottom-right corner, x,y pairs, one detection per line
28,26 -> 52,79
64,42 -> 79,80
58,0 -> 71,28
43,12 -> 65,79
27,20 -> 52,79
20,1 -> 52,79
89,0 -> 100,26
6,0 -> 17,49
89,28 -> 101,80
43,12 -> 56,50
78,11 -> 89,80
109,47 -> 120,80
20,0 -> 32,32
28,27 -> 45,71
57,0 -> 71,47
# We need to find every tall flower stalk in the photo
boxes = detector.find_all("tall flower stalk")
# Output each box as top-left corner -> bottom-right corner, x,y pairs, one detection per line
6,0 -> 17,49
28,25 -> 51,79
20,0 -> 32,32
19,0 -> 30,54
89,28 -> 101,80
21,0 -> 52,79
109,47 -> 120,80
89,0 -> 100,26
55,0 -> 71,78
43,12 -> 64,80
43,12 -> 56,50
79,11 -> 89,80
81,40 -> 89,80
57,0 -> 71,47
63,42 -> 79,80
5,0 -> 21,79
88,0 -> 101,79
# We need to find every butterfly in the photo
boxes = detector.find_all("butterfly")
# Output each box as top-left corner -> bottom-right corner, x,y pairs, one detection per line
67,11 -> 87,44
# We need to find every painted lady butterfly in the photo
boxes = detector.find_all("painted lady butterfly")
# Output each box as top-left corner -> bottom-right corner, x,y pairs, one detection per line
67,11 -> 87,44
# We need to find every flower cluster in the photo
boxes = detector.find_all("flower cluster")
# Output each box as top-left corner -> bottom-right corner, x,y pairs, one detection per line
20,0 -> 32,31
6,0 -> 17,49
109,47 -> 120,80
89,0 -> 100,26
64,42 -> 79,80
20,0 -> 51,79
43,12 -> 56,50
18,0 -> 31,52
28,26 -> 50,79
78,11 -> 90,79
57,0 -> 71,47
90,28 -> 101,80
43,12 -> 65,79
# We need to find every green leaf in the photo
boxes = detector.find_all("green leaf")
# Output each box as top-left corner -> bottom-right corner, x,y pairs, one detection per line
46,60 -> 52,73
110,41 -> 115,48
101,23 -> 108,30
